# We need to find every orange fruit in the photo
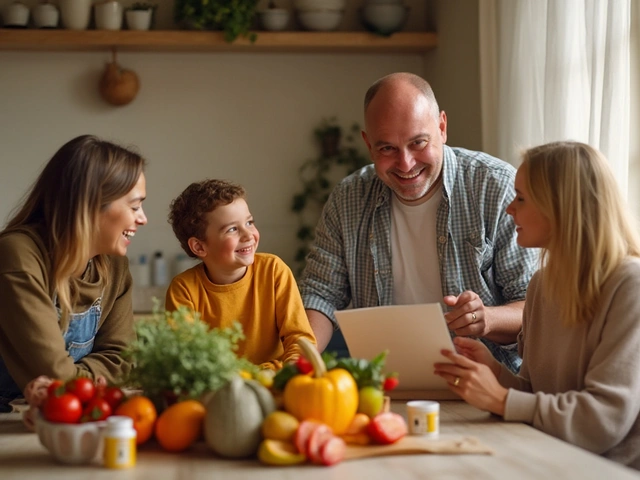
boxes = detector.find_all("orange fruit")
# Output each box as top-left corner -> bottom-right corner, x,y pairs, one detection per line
154,400 -> 206,452
115,396 -> 157,445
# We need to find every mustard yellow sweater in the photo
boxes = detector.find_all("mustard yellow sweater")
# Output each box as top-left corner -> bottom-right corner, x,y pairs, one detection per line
165,253 -> 316,369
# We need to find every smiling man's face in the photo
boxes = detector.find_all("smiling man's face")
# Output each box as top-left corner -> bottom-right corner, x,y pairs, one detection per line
362,79 -> 447,204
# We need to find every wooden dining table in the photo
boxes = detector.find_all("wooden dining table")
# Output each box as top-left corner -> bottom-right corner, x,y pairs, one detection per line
1,400 -> 638,480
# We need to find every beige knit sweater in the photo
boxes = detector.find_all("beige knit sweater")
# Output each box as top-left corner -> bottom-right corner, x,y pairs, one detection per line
499,257 -> 640,469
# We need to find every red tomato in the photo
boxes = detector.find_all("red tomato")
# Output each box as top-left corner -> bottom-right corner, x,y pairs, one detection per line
46,379 -> 65,397
42,393 -> 83,424
383,376 -> 400,391
81,397 -> 112,422
65,378 -> 95,404
367,412 -> 408,445
99,386 -> 125,411
295,356 -> 314,375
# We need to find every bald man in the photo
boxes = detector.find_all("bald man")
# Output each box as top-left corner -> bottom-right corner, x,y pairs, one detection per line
299,72 -> 538,373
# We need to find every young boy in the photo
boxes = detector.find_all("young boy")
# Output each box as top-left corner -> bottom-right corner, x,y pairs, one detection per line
165,179 -> 316,369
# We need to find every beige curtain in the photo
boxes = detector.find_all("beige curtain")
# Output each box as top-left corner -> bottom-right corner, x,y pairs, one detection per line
479,0 -> 631,198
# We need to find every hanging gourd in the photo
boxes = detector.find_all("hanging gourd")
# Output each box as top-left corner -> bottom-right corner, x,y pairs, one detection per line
99,49 -> 140,106
204,376 -> 276,458
283,338 -> 358,435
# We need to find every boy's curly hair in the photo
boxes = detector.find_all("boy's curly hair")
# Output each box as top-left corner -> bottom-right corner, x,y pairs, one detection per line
168,179 -> 246,258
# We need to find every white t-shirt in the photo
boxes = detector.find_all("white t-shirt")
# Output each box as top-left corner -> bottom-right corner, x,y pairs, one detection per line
391,185 -> 443,305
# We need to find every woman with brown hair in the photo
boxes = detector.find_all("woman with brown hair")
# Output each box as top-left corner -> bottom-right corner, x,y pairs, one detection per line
0,135 -> 148,413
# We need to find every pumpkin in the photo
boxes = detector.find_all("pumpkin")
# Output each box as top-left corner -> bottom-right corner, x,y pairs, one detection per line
204,376 -> 275,458
283,338 -> 358,435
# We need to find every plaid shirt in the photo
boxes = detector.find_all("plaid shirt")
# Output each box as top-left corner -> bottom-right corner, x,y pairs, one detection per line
300,145 -> 539,372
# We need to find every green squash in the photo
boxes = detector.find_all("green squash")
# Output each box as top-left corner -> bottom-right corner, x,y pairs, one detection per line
204,375 -> 276,458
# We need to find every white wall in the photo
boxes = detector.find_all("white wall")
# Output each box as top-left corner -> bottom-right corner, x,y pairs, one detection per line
0,0 -> 481,276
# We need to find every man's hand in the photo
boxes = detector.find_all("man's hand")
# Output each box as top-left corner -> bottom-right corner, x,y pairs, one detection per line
443,291 -> 487,337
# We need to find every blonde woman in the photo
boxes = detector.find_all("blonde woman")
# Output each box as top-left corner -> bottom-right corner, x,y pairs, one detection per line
0,135 -> 148,414
434,141 -> 640,469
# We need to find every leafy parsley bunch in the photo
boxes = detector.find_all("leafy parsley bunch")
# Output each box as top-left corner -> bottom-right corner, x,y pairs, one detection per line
122,306 -> 255,403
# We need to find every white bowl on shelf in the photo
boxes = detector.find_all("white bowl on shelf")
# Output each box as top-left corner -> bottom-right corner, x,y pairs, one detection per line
294,0 -> 345,11
259,8 -> 290,31
361,4 -> 409,35
36,416 -> 106,465
298,10 -> 343,31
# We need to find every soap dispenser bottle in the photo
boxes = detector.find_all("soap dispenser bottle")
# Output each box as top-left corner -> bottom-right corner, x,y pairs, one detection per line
152,251 -> 168,287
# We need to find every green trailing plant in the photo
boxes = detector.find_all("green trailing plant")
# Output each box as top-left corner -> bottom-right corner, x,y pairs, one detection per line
174,0 -> 259,43
291,118 -> 370,276
122,304 -> 257,405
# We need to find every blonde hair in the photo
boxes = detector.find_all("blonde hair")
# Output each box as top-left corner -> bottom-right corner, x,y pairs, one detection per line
521,141 -> 640,326
4,135 -> 145,330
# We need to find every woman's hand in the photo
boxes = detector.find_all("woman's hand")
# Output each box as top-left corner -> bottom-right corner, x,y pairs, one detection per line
22,375 -> 55,431
452,336 -> 502,377
434,348 -> 508,416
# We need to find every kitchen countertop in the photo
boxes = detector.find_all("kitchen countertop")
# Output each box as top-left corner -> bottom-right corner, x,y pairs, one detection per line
1,400 -> 638,479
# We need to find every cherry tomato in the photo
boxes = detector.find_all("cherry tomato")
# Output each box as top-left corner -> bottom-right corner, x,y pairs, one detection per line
382,376 -> 399,391
99,386 -> 125,411
46,379 -> 65,397
295,356 -> 314,375
81,397 -> 112,422
42,392 -> 83,424
65,378 -> 95,404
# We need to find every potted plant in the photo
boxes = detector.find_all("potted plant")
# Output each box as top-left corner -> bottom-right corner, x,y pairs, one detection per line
314,116 -> 342,157
121,305 -> 257,409
291,118 -> 370,276
125,1 -> 156,30
174,0 -> 259,43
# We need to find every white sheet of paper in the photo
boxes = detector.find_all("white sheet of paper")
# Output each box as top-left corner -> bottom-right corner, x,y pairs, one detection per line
335,304 -> 455,391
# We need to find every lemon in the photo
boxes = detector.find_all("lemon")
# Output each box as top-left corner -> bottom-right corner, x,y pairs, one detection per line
261,411 -> 300,442
258,439 -> 306,466
255,369 -> 276,388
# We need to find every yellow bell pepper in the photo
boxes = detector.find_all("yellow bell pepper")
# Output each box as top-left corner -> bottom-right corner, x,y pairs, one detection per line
283,338 -> 358,435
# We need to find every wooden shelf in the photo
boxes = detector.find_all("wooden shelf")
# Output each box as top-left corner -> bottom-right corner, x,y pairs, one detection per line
0,30 -> 436,53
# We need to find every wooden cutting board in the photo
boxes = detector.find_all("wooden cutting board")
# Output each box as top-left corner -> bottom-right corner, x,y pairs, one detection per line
343,436 -> 494,461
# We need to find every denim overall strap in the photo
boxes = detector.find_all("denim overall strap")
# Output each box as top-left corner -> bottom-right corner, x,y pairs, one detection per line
59,293 -> 103,362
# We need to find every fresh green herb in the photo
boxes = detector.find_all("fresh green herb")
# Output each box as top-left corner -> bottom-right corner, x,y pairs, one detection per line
272,363 -> 300,391
272,349 -> 397,391
323,350 -> 393,389
122,305 -> 256,404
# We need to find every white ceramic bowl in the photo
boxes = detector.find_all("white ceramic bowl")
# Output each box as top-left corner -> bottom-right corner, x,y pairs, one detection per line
298,10 -> 343,31
259,8 -> 289,31
36,416 -> 106,465
294,0 -> 345,11
361,4 -> 408,35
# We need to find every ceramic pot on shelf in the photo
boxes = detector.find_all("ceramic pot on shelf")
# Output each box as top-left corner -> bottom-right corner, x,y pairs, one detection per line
259,1 -> 289,31
125,8 -> 153,31
95,1 -> 123,30
2,1 -> 30,28
32,1 -> 60,28
59,0 -> 92,30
